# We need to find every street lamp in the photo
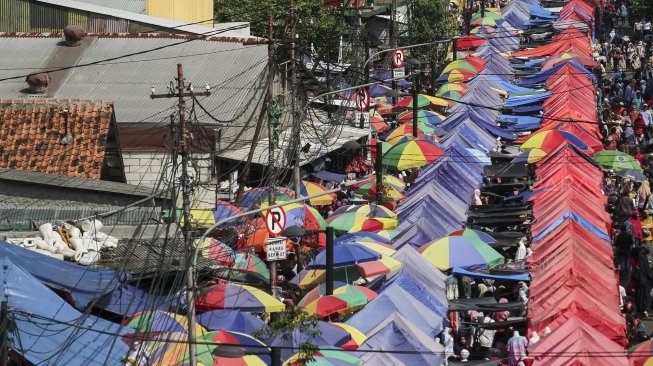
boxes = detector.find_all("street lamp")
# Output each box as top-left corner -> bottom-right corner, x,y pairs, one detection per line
342,140 -> 384,205
282,225 -> 335,296
407,59 -> 421,138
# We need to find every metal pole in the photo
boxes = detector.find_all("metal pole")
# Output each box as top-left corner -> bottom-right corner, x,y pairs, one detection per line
325,226 -> 334,295
271,347 -> 282,366
1,301 -> 7,366
452,38 -> 458,61
266,16 -> 278,298
412,69 -> 419,137
177,64 -> 197,366
390,0 -> 398,103
375,140 -> 383,204
291,0 -> 302,198
481,0 -> 485,18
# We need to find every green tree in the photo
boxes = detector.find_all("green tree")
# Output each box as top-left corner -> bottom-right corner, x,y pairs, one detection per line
407,0 -> 457,61
631,0 -> 653,20
252,308 -> 321,365
214,0 -> 350,62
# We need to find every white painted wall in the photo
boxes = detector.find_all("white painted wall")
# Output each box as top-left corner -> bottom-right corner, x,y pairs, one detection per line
122,152 -> 212,188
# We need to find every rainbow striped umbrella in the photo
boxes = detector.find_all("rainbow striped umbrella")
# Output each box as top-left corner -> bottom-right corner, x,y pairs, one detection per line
326,214 -> 398,234
448,228 -> 497,244
301,295 -> 352,318
441,58 -> 486,74
354,181 -> 404,202
154,329 -> 269,366
471,10 -> 501,21
511,148 -> 548,164
351,240 -> 396,256
297,180 -> 336,206
214,200 -> 244,225
331,324 -> 367,350
394,94 -> 432,109
298,282 -> 377,308
437,68 -> 478,82
125,310 -> 207,336
418,236 -> 504,270
385,122 -> 436,141
331,204 -> 397,219
195,281 -> 285,313
470,25 -> 496,36
374,229 -> 399,241
519,130 -> 590,152
285,350 -> 361,366
396,110 -> 445,125
382,139 -> 445,170
234,252 -> 270,281
436,82 -> 470,95
470,16 -> 497,27
356,255 -> 402,277
387,133 -> 441,147
202,238 -> 237,267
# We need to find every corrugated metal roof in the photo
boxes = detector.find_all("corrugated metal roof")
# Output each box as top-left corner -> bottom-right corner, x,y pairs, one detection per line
34,0 -> 253,37
0,34 -> 268,126
0,206 -> 161,229
0,168 -> 160,197
71,0 -> 146,15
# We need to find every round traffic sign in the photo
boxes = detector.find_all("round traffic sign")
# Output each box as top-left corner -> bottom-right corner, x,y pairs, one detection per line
392,49 -> 405,68
265,207 -> 286,237
355,87 -> 369,111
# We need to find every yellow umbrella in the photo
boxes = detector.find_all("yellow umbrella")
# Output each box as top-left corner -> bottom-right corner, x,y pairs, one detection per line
354,241 -> 397,257
423,95 -> 449,107
332,323 -> 367,346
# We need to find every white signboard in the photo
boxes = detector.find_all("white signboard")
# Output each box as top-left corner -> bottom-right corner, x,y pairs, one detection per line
354,111 -> 370,128
266,237 -> 288,261
392,68 -> 405,79
265,207 -> 286,236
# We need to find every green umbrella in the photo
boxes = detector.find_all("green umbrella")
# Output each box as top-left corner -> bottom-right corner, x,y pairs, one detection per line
471,10 -> 501,21
592,150 -> 643,172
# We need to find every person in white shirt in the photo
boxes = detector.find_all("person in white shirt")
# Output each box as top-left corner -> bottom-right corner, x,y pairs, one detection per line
642,104 -> 653,129
644,20 -> 652,35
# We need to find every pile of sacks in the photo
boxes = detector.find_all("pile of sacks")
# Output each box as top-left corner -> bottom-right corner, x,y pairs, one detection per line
9,219 -> 118,265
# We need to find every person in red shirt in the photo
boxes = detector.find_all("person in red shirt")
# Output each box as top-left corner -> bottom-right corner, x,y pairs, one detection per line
633,145 -> 645,165
634,113 -> 646,141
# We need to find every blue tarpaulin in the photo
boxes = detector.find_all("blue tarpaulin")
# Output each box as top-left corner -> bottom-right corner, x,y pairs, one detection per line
381,275 -> 448,318
504,92 -> 552,108
0,257 -> 130,366
0,242 -> 120,311
314,170 -> 346,182
96,284 -> 176,316
518,60 -> 596,86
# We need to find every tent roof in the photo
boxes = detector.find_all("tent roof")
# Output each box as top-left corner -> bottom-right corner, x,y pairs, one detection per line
528,316 -> 627,366
0,257 -> 129,365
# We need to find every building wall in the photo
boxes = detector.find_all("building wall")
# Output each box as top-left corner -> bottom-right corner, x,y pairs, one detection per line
145,0 -> 213,27
122,152 -> 212,188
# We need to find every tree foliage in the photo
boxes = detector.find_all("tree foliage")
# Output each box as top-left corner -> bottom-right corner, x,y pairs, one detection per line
631,0 -> 653,20
407,0 -> 457,61
252,308 -> 321,365
215,0 -> 350,60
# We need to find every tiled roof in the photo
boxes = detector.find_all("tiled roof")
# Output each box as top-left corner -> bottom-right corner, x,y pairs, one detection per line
0,99 -> 113,179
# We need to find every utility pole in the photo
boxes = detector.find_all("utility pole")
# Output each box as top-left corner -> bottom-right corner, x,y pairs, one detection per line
0,301 -> 7,366
290,0 -> 302,198
390,0 -> 398,102
150,64 -> 211,366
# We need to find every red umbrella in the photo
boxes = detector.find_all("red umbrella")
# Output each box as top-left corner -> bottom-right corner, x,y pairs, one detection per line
455,35 -> 486,50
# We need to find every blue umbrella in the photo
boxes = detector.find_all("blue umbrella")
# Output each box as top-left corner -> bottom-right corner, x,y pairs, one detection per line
196,309 -> 268,334
617,168 -> 647,181
335,232 -> 392,245
305,243 -> 381,269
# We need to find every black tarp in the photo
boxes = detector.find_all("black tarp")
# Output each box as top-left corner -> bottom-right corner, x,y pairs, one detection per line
448,298 -> 525,312
483,163 -> 529,178
484,231 -> 528,247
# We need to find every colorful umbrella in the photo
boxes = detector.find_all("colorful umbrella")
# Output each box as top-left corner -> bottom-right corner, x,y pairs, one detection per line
154,329 -> 270,366
297,181 -> 336,206
396,110 -> 446,125
454,35 -> 486,49
270,321 -> 354,362
351,174 -> 406,191
202,238 -> 237,266
593,150 -> 643,172
382,139 -> 445,170
471,10 -> 501,21
418,236 -> 504,270
196,309 -> 268,334
353,181 -> 404,202
394,94 -> 432,109
441,58 -> 486,74
214,200 -> 244,225
437,68 -> 478,82
301,295 -> 351,318
335,231 -> 393,244
447,228 -> 497,244
373,100 -> 395,115
331,324 -> 367,350
125,310 -> 207,335
374,229 -> 399,241
305,243 -> 381,269
470,16 -> 497,27
627,339 -> 653,366
436,82 -> 470,95
348,240 -> 396,256
385,122 -> 436,141
356,255 -> 402,277
239,188 -> 294,209
234,252 -> 270,281
519,130 -> 590,152
470,25 -> 496,36
387,134 -> 440,147
297,281 -> 377,307
326,214 -> 399,233
195,280 -> 285,313
616,168 -> 647,181
331,204 -> 397,219
511,148 -> 548,164
437,89 -> 467,101
285,350 -> 361,366
236,217 -> 293,253
370,116 -> 390,134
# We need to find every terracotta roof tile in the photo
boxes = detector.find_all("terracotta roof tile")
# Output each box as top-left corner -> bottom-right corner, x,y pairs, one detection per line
0,99 -> 114,180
